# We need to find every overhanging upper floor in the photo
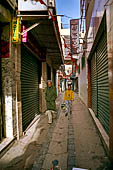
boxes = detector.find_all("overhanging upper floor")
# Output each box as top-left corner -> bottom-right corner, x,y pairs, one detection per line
18,0 -> 63,69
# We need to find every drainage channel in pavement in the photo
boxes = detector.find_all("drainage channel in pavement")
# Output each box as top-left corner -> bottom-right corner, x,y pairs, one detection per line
67,114 -> 76,170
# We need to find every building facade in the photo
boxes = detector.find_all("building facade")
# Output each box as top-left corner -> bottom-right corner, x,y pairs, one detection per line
78,31 -> 88,105
0,0 -> 63,156
0,0 -> 20,149
80,0 -> 113,163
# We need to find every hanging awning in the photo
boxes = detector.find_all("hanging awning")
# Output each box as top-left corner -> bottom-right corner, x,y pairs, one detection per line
18,0 -> 63,69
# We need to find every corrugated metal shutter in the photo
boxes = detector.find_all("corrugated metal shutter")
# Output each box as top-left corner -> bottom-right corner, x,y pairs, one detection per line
91,53 -> 97,116
21,45 -> 40,131
97,33 -> 109,134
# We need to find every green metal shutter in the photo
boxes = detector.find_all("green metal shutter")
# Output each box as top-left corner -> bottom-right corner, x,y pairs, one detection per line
21,45 -> 40,131
96,33 -> 109,134
91,53 -> 97,116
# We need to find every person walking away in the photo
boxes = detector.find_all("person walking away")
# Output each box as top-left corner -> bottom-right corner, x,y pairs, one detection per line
64,83 -> 74,116
45,80 -> 57,124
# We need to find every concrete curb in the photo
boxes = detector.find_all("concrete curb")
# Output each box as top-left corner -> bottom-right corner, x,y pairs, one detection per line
0,115 -> 41,159
0,137 -> 16,159
88,108 -> 109,156
0,94 -> 61,160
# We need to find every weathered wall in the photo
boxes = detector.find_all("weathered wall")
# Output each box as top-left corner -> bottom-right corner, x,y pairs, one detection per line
0,3 -> 22,140
86,0 -> 108,58
78,58 -> 88,106
39,62 -> 47,113
86,0 -> 113,162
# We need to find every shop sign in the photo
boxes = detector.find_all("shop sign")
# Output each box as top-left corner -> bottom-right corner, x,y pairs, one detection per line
12,18 -> 21,43
64,35 -> 71,60
22,25 -> 27,42
70,19 -> 79,55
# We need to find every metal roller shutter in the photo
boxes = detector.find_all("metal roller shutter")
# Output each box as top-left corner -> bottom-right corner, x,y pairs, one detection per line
21,45 -> 40,131
96,33 -> 109,134
91,53 -> 97,116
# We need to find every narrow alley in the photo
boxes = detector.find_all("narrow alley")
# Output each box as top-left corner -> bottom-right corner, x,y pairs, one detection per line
0,93 -> 111,170
0,0 -> 113,169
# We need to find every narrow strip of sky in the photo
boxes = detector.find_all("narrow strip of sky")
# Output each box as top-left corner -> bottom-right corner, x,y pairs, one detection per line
55,0 -> 80,27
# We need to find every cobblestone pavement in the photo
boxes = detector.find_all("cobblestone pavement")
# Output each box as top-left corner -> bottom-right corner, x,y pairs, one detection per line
32,93 -> 68,170
0,93 -> 112,170
32,104 -> 77,170
35,93 -> 111,170
32,117 -> 59,170
0,94 -> 62,170
67,115 -> 76,170
32,95 -> 78,170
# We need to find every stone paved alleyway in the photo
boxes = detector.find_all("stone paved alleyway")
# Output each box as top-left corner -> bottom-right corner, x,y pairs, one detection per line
67,116 -> 76,170
32,93 -> 68,170
32,93 -> 111,170
71,94 -> 111,170
0,93 -> 111,170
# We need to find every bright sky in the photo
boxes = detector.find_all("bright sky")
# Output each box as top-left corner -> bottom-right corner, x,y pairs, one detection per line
55,0 -> 80,27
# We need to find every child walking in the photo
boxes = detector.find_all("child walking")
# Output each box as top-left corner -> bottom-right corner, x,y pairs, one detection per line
64,83 -> 74,116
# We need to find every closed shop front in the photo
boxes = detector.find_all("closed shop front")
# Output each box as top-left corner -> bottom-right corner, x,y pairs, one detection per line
96,33 -> 109,134
90,32 -> 110,134
91,53 -> 97,116
91,53 -> 97,115
21,45 -> 40,131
